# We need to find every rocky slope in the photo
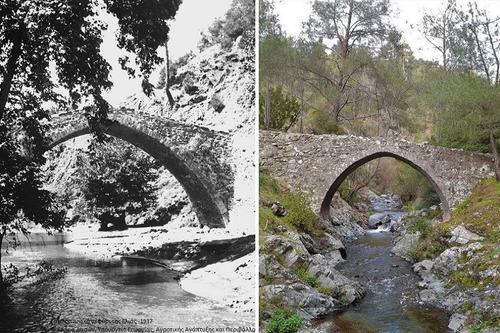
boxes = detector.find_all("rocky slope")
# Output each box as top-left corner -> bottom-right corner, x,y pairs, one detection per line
389,178 -> 500,332
259,173 -> 367,330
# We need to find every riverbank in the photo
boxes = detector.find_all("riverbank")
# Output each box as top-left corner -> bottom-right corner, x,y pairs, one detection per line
390,178 -> 500,332
61,223 -> 256,313
259,172 -> 367,331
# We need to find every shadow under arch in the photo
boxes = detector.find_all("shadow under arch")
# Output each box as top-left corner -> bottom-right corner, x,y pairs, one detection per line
46,121 -> 228,228
319,151 -> 451,221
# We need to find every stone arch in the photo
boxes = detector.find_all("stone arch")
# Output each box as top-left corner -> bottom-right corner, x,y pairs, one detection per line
319,151 -> 452,221
46,120 -> 228,228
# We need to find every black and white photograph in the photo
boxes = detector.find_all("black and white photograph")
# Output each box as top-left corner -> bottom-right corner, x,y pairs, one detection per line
0,0 -> 256,332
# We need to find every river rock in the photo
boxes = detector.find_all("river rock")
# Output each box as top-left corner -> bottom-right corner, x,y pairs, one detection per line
433,242 -> 483,276
391,232 -> 421,261
447,313 -> 467,332
259,254 -> 267,277
327,195 -> 366,239
299,232 -> 319,254
264,234 -> 310,270
449,226 -> 484,245
307,261 -> 365,305
368,213 -> 391,228
261,283 -> 338,318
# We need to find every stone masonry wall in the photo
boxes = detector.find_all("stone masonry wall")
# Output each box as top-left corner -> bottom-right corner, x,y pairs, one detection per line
47,109 -> 234,228
260,130 -> 494,219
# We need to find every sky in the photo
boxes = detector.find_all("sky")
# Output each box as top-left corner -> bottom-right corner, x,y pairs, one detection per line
100,0 -> 233,106
274,0 -> 500,63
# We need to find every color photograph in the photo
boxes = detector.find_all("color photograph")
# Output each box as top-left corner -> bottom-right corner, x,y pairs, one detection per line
259,0 -> 499,332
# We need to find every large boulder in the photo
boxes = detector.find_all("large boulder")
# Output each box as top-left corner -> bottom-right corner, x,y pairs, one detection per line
368,212 -> 391,228
449,226 -> 484,245
260,283 -> 339,319
391,232 -> 421,261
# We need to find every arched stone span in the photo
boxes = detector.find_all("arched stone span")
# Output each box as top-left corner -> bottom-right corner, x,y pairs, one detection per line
259,131 -> 494,221
319,152 -> 451,220
47,108 -> 234,228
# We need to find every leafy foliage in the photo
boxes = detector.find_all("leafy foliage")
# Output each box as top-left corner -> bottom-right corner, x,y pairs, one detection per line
200,0 -> 255,51
259,171 -> 317,235
259,87 -> 300,130
294,267 -> 319,288
75,140 -> 158,230
265,309 -> 303,333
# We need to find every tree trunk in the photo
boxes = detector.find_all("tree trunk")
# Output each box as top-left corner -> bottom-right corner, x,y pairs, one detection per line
165,41 -> 175,108
485,22 -> 500,85
442,18 -> 447,71
0,232 -> 4,285
490,131 -> 500,181
299,89 -> 304,133
471,26 -> 492,83
0,32 -> 23,119
265,81 -> 271,129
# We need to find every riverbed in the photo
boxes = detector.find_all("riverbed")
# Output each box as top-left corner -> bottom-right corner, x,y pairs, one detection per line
0,234 -> 253,332
319,195 -> 449,332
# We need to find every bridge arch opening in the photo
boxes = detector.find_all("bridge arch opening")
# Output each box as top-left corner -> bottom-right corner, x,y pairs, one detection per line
320,152 -> 451,221
45,121 -> 228,228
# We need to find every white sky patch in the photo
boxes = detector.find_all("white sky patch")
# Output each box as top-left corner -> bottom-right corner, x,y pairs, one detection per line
101,0 -> 233,106
274,0 -> 500,63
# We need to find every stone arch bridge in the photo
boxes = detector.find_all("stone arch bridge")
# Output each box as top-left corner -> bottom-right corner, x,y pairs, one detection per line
47,108 -> 234,228
260,130 -> 495,220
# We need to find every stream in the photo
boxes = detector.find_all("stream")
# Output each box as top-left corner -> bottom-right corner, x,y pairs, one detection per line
0,233 -> 252,332
322,194 -> 450,332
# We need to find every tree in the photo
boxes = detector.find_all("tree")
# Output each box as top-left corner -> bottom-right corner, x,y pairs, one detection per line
0,0 -> 182,286
260,36 -> 294,129
164,39 -> 175,108
202,0 -> 255,51
300,0 -> 396,127
259,0 -> 282,40
258,86 -> 301,131
421,0 -> 458,71
304,0 -> 393,60
0,106 -> 65,286
259,0 -> 284,129
423,72 -> 500,179
76,141 -> 158,231
456,2 -> 500,85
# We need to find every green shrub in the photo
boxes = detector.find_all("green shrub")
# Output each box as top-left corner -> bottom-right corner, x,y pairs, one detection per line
407,217 -> 433,239
337,180 -> 359,205
317,285 -> 332,295
259,87 -> 301,130
294,267 -> 319,288
259,170 -> 318,235
266,309 -> 303,333
282,191 -> 316,233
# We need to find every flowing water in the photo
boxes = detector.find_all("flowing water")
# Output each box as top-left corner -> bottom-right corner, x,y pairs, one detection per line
322,195 -> 449,333
0,234 -> 252,332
